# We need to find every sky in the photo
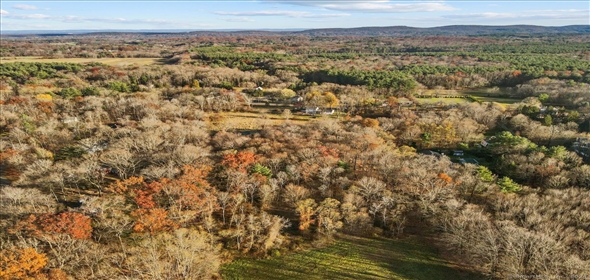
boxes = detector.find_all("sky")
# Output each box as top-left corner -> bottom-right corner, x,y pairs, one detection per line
0,1 -> 588,31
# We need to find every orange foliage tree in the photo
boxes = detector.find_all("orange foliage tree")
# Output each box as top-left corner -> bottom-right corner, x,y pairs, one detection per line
108,176 -> 146,194
222,152 -> 256,172
11,212 -> 93,240
109,165 -> 218,233
39,212 -> 93,240
134,181 -> 163,209
0,247 -> 48,279
362,118 -> 380,128
161,165 -> 219,218
437,173 -> 453,184
130,208 -> 178,234
108,176 -> 163,209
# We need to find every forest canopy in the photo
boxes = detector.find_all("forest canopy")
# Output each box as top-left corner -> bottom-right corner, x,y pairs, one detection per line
1,31 -> 590,279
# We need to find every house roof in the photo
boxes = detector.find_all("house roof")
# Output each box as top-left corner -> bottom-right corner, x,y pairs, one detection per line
459,158 -> 479,165
420,150 -> 442,157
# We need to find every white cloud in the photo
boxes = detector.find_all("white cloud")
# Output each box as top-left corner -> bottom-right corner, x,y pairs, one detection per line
0,12 -> 187,28
215,10 -> 349,18
5,13 -> 51,19
321,2 -> 456,13
216,10 -> 310,17
443,10 -> 589,20
59,15 -> 85,22
13,4 -> 40,10
81,17 -> 177,25
221,17 -> 255,22
320,2 -> 456,12
310,14 -> 351,18
525,9 -> 588,13
445,12 -> 516,19
0,9 -> 8,15
1,21 -> 51,28
259,1 -> 457,13
2,12 -> 178,25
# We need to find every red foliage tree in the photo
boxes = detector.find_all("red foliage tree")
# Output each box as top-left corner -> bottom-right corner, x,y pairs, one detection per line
36,101 -> 54,113
0,149 -> 21,181
10,214 -> 42,238
317,145 -> 340,159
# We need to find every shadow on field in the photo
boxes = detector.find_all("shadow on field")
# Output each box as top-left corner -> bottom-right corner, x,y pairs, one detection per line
156,58 -> 180,65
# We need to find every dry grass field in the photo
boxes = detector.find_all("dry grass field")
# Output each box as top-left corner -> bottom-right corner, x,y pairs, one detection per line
208,111 -> 316,131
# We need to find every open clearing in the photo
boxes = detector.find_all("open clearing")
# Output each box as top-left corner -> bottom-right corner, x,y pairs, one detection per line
221,235 -> 483,280
418,89 -> 521,106
461,89 -> 521,105
0,56 -> 163,66
417,97 -> 471,105
209,111 -> 334,130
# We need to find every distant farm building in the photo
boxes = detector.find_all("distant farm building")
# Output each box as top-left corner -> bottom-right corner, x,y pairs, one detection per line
398,98 -> 414,107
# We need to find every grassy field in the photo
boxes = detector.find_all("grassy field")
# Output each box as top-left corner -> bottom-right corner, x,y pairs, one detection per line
461,89 -> 521,105
221,235 -> 483,280
418,89 -> 521,107
0,56 -> 163,66
209,111 -> 315,130
417,97 -> 471,105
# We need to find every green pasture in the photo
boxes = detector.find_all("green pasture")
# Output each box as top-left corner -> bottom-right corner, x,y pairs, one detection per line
221,235 -> 483,280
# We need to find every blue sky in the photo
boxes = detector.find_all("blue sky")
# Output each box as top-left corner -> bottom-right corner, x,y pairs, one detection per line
1,1 -> 588,30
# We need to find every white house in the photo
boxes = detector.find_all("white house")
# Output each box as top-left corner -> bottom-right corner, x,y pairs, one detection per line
305,107 -> 320,115
322,109 -> 335,115
62,117 -> 79,124
398,98 -> 414,107
289,96 -> 303,103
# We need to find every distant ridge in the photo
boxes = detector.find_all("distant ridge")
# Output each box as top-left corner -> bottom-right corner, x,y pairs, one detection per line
293,25 -> 590,36
2,25 -> 588,37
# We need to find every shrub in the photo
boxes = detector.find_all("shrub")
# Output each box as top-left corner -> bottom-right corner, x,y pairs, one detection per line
498,176 -> 522,193
58,87 -> 81,98
81,86 -> 100,96
109,81 -> 130,93
54,146 -> 87,161
251,163 -> 272,178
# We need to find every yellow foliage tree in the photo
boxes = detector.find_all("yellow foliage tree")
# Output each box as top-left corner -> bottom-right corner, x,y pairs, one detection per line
0,247 -> 48,279
305,91 -> 339,108
35,94 -> 53,101
323,92 -> 339,108
296,199 -> 317,231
